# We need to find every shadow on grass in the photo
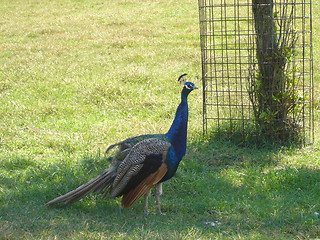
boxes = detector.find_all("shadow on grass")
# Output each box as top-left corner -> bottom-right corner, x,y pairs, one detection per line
1,135 -> 320,239
181,133 -> 320,237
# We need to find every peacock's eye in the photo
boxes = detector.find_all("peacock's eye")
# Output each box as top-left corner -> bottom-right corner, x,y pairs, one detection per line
185,84 -> 193,90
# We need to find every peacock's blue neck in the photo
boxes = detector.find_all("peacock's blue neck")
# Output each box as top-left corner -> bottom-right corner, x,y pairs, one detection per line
166,91 -> 189,161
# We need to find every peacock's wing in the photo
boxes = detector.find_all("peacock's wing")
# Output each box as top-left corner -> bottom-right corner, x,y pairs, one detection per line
109,138 -> 171,208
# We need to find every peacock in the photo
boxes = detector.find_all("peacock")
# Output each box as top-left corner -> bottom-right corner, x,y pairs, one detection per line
46,74 -> 198,214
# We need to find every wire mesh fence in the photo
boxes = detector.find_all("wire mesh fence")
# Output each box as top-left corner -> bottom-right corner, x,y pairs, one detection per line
198,0 -> 313,144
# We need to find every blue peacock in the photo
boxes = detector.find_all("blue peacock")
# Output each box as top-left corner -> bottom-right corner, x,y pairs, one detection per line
46,74 -> 198,213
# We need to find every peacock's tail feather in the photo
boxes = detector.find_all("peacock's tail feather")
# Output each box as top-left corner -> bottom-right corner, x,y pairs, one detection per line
46,168 -> 117,205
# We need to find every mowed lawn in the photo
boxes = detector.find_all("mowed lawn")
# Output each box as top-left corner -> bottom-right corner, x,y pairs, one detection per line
1,0 -> 320,239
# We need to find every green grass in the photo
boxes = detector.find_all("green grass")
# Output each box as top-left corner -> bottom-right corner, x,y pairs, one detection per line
1,0 -> 320,239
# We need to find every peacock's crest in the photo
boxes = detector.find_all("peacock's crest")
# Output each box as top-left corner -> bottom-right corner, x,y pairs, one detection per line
178,73 -> 188,84
178,74 -> 198,91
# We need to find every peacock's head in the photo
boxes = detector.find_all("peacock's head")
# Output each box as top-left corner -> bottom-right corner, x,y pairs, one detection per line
184,82 -> 198,91
178,74 -> 198,93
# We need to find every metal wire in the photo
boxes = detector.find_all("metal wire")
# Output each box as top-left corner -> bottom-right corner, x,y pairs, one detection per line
198,0 -> 313,143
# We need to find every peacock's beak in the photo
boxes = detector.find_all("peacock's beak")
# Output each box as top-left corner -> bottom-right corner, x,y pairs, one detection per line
193,85 -> 198,90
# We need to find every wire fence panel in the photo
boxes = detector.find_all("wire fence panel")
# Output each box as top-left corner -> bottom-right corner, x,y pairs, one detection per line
198,0 -> 313,144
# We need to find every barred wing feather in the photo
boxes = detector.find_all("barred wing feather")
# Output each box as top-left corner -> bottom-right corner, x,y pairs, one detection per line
109,138 -> 171,199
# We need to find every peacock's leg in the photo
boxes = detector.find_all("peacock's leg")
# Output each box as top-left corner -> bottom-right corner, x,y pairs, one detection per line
143,190 -> 151,214
155,183 -> 163,214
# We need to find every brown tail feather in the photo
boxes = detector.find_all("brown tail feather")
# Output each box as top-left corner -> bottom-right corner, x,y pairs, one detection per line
122,163 -> 167,208
46,169 -> 117,206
